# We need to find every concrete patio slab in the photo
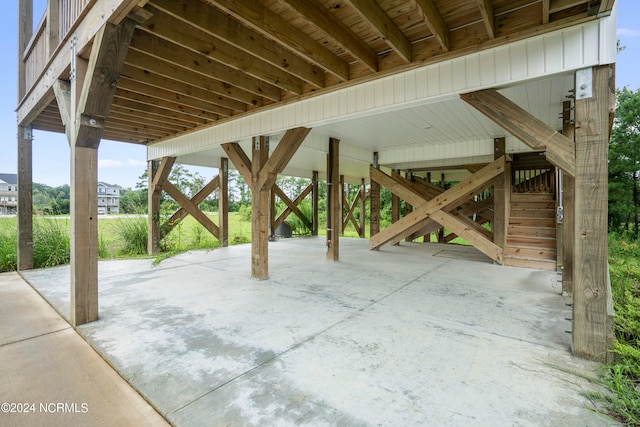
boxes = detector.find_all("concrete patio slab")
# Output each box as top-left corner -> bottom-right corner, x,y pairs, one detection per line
0,272 -> 170,427
20,238 -> 617,426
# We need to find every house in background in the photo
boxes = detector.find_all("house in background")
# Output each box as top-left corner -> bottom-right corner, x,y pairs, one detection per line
97,182 -> 120,215
0,173 -> 18,215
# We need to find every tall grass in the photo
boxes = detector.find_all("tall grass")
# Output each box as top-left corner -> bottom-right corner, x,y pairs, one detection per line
110,217 -> 148,256
32,219 -> 70,267
584,233 -> 640,424
0,220 -> 17,272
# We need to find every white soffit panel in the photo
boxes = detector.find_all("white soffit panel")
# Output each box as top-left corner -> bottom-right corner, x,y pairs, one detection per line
148,19 -> 610,174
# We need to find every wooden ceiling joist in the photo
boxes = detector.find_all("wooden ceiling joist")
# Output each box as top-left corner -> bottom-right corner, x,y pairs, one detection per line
120,64 -> 249,113
115,88 -> 219,121
476,0 -> 496,38
149,0 -> 325,89
129,29 -> 281,102
280,0 -> 379,72
112,96 -> 211,126
204,0 -> 349,82
117,76 -> 234,118
346,0 -> 412,62
414,0 -> 450,51
140,6 -> 306,94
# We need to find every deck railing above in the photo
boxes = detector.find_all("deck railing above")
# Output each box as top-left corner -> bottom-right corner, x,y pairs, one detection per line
21,0 -> 93,100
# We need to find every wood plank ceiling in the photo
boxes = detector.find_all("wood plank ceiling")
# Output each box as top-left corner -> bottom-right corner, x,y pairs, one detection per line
31,0 -> 613,145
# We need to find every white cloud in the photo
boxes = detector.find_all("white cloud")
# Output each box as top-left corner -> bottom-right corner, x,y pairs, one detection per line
617,28 -> 640,38
98,158 -> 147,168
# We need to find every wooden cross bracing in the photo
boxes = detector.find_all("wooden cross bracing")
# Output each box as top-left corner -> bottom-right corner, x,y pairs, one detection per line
369,157 -> 506,263
272,184 -> 313,233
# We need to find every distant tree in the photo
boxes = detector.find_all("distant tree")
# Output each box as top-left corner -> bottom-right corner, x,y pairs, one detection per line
609,87 -> 640,236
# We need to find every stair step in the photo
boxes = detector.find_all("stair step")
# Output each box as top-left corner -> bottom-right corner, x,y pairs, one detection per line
509,217 -> 556,227
505,246 -> 556,260
510,209 -> 556,219
508,226 -> 556,239
510,201 -> 557,210
511,193 -> 555,202
504,256 -> 557,271
507,236 -> 557,249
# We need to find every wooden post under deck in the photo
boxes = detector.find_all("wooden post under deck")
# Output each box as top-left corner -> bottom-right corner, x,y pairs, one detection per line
326,138 -> 340,261
17,125 -> 33,270
571,65 -> 615,362
360,178 -> 366,238
562,100 -> 575,294
18,0 -> 32,102
219,157 -> 229,247
391,170 -> 400,246
493,137 -> 509,260
252,136 -> 269,279
312,171 -> 319,236
370,152 -> 380,243
147,160 -> 160,255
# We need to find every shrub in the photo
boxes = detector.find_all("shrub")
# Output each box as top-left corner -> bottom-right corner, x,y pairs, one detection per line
111,218 -> 148,256
32,219 -> 70,268
0,221 -> 17,272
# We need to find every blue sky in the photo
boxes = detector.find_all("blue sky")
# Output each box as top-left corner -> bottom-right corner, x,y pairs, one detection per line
1,1 -> 639,189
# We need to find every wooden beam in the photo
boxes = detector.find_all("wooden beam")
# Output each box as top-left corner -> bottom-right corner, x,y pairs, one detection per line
219,158 -> 229,247
476,0 -> 496,38
149,0 -> 325,89
152,156 -> 176,194
140,6 -> 306,94
493,137 -> 510,259
370,154 -> 380,240
53,80 -> 72,139
17,125 -> 33,270
222,143 -> 252,183
370,157 -> 506,250
562,100 -> 575,294
461,89 -> 575,176
70,145 -> 99,326
312,171 -> 319,236
327,138 -> 340,261
346,0 -> 412,62
75,18 -> 137,148
342,185 -> 362,236
205,0 -> 349,82
147,160 -> 160,255
161,176 -> 219,237
129,30 -> 281,102
431,210 -> 502,263
257,127 -> 311,191
391,171 -> 400,246
280,0 -> 378,72
252,136 -> 270,279
272,185 -> 313,232
163,181 -> 220,238
542,0 -> 550,24
360,179 -> 366,238
572,65 -> 615,362
414,0 -> 450,51
46,0 -> 60,58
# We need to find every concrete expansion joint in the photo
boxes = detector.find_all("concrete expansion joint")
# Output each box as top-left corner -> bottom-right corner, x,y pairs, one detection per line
0,327 -> 71,349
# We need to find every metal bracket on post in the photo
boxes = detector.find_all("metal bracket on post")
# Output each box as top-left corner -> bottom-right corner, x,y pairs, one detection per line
575,68 -> 593,100
22,125 -> 33,140
69,36 -> 78,82
373,152 -> 379,169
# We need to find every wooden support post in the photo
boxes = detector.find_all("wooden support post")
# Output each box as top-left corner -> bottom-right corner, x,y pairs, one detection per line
219,157 -> 229,247
147,160 -> 160,255
312,171 -> 319,236
252,136 -> 270,279
360,178 -> 366,238
572,65 -> 615,362
55,18 -> 137,326
340,175 -> 346,233
370,152 -> 380,242
391,170 -> 400,245
493,137 -> 510,261
17,125 -> 33,270
437,174 -> 446,243
405,171 -> 413,242
70,145 -> 99,325
270,185 -> 276,238
326,138 -> 340,261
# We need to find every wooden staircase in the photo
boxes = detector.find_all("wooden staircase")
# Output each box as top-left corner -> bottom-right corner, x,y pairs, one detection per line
504,193 -> 557,271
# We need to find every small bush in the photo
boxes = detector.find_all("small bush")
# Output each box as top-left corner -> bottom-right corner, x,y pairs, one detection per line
0,222 -> 17,272
32,219 -> 70,268
238,204 -> 252,222
111,218 -> 148,256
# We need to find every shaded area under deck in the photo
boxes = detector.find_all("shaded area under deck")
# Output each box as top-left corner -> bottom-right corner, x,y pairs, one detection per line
18,237 -> 617,426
